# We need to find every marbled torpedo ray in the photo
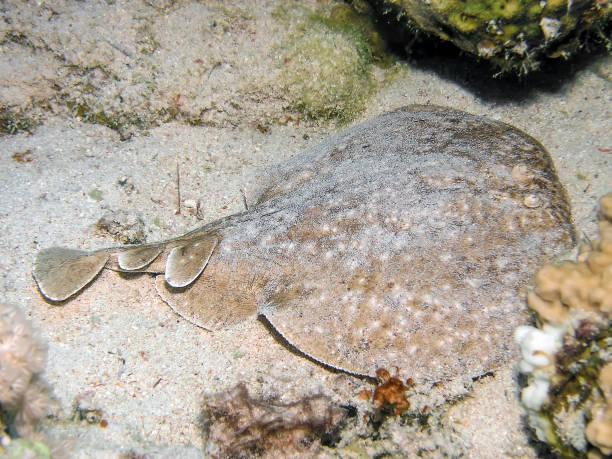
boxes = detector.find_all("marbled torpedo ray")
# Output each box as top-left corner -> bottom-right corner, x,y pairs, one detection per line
33,105 -> 575,381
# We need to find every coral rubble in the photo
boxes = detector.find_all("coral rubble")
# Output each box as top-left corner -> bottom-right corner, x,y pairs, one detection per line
96,210 -> 147,245
516,193 -> 612,457
202,383 -> 347,458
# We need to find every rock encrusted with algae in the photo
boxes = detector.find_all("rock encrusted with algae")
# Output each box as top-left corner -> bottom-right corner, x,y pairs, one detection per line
516,193 -> 612,457
366,0 -> 611,74
33,105 -> 575,383
278,4 -> 377,124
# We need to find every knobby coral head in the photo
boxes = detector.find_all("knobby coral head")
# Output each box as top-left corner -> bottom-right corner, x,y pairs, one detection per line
516,193 -> 612,457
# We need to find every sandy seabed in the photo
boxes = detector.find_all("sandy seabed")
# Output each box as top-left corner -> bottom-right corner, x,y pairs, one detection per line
0,1 -> 610,457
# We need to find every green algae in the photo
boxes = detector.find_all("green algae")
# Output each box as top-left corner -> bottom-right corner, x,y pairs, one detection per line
67,100 -> 152,140
276,3 -> 386,124
0,106 -> 37,135
136,23 -> 160,56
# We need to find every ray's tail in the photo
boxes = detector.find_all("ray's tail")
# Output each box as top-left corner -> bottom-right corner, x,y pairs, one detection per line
32,233 -> 218,302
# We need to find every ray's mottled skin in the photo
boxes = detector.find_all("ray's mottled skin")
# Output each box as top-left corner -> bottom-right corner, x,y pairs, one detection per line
33,105 -> 575,381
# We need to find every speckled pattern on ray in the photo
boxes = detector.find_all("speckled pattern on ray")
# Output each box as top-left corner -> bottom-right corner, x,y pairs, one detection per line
33,105 -> 575,382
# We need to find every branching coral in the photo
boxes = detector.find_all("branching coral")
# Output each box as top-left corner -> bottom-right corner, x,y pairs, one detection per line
0,303 -> 49,439
516,193 -> 612,457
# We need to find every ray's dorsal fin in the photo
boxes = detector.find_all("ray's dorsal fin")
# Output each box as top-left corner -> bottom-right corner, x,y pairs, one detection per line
33,248 -> 109,302
165,235 -> 218,288
117,245 -> 163,270
33,229 -> 220,302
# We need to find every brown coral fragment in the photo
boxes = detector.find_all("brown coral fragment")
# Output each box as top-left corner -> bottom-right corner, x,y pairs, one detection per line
527,193 -> 612,324
11,150 -> 33,163
202,383 -> 346,458
371,368 -> 411,416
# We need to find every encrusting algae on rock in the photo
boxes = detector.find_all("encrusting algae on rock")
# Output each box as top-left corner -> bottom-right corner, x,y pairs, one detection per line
516,193 -> 612,457
366,0 -> 611,74
33,105 -> 575,384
